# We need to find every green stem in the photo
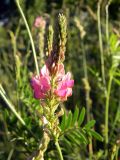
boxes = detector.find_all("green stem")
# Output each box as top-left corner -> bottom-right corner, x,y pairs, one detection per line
97,0 -> 106,92
115,147 -> 119,160
16,0 -> 39,75
81,41 -> 89,120
105,72 -> 113,155
105,4 -> 109,46
81,41 -> 93,160
55,139 -> 64,160
81,41 -> 87,79
105,0 -> 111,56
109,99 -> 120,141
0,87 -> 25,126
7,149 -> 14,160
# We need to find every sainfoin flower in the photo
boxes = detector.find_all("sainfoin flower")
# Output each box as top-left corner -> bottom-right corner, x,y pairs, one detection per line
31,63 -> 74,101
34,16 -> 46,28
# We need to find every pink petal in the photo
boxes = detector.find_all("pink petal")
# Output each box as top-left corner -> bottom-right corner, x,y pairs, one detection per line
66,88 -> 72,97
55,89 -> 67,97
40,77 -> 51,92
57,64 -> 65,76
57,82 -> 66,90
30,69 -> 51,100
57,80 -> 74,90
34,88 -> 45,99
31,76 -> 40,89
62,72 -> 71,81
60,96 -> 67,101
66,80 -> 74,88
40,65 -> 49,77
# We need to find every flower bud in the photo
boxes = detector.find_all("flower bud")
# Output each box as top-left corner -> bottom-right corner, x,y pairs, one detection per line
34,16 -> 46,29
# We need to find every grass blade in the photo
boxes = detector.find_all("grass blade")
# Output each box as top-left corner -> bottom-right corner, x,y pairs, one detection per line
0,87 -> 25,126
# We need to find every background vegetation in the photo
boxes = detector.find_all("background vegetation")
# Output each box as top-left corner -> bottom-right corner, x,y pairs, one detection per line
0,0 -> 120,159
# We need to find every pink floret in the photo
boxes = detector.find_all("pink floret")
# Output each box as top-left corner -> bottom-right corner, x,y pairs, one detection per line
55,69 -> 74,101
31,65 -> 51,99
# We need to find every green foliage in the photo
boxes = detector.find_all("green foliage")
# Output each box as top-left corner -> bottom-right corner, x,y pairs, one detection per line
59,107 -> 103,159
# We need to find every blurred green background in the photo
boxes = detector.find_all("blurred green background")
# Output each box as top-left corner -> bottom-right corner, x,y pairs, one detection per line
0,0 -> 120,159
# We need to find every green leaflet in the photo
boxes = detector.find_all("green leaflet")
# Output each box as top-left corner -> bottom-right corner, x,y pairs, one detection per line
84,120 -> 96,130
89,130 -> 103,142
60,110 -> 67,131
78,107 -> 85,126
66,111 -> 72,128
60,107 -> 86,132
71,107 -> 79,126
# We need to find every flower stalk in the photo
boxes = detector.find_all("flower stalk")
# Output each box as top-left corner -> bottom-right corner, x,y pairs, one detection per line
105,70 -> 113,156
35,132 -> 50,160
55,139 -> 64,160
